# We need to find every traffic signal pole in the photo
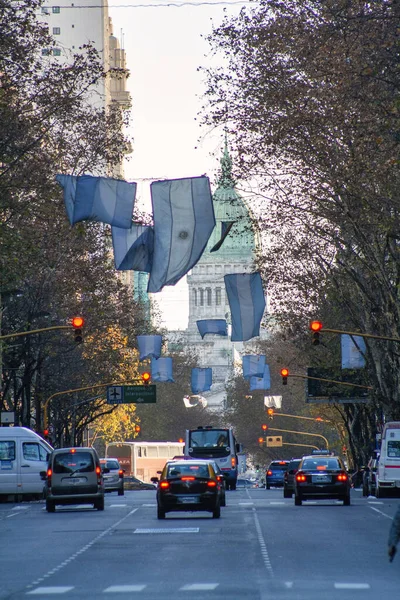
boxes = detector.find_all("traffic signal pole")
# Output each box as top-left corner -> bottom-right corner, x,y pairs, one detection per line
266,427 -> 330,450
0,324 -> 71,340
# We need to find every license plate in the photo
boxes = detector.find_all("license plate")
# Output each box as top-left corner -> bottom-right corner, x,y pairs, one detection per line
312,475 -> 331,484
179,496 -> 197,504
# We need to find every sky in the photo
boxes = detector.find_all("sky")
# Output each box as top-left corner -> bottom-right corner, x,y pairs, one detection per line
107,0 -> 248,329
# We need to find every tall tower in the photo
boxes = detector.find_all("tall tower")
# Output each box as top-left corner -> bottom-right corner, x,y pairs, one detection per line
185,141 -> 258,407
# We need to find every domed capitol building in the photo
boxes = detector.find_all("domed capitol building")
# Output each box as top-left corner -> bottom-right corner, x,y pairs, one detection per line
168,141 -> 266,410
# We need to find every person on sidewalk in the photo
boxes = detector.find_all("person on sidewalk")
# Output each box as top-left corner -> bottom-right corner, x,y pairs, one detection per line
388,505 -> 400,562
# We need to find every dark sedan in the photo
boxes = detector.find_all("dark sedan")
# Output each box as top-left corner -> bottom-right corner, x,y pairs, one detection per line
156,460 -> 222,519
294,454 -> 351,505
283,458 -> 302,498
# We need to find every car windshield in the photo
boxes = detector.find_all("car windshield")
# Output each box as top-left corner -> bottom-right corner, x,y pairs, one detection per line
100,460 -> 119,470
269,464 -> 288,471
166,463 -> 209,478
302,458 -> 340,470
53,452 -> 94,474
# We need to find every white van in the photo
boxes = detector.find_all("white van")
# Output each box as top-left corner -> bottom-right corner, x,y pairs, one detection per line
0,427 -> 53,499
375,421 -> 400,497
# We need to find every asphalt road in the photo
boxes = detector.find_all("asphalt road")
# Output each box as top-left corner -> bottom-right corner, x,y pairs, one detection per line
0,487 -> 399,600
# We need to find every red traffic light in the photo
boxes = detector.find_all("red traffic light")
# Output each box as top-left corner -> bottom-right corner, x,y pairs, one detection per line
280,368 -> 289,377
141,372 -> 151,385
72,316 -> 84,328
258,437 -> 264,444
135,424 -> 141,433
43,429 -> 49,437
261,423 -> 268,431
178,438 -> 184,443
310,321 -> 323,332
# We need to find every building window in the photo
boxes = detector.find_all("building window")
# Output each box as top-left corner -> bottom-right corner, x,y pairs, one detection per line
199,289 -> 204,306
41,7 -> 50,14
193,289 -> 197,306
215,287 -> 221,306
53,27 -> 60,34
52,48 -> 61,56
41,49 -> 51,56
206,288 -> 212,306
52,6 -> 60,13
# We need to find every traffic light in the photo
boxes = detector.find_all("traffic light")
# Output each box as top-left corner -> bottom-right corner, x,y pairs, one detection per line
261,423 -> 268,434
72,316 -> 84,343
135,424 -> 141,436
267,408 -> 274,420
141,372 -> 151,386
310,320 -> 323,346
258,437 -> 264,445
280,368 -> 289,385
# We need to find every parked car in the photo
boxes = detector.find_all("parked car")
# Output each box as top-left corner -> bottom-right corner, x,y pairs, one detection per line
123,476 -> 157,490
265,460 -> 289,489
293,453 -> 351,506
100,458 -> 124,496
283,458 -> 302,498
41,447 -> 104,512
156,460 -> 222,519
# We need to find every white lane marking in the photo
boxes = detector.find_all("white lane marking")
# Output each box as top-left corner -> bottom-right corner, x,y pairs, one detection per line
369,506 -> 393,519
270,502 -> 285,505
142,503 -> 157,507
284,582 -> 294,589
334,583 -> 370,589
252,507 -> 274,576
6,513 -> 19,518
26,508 -> 139,590
134,528 -> 199,534
109,504 -> 128,507
239,502 -> 254,506
11,506 -> 28,510
27,587 -> 74,594
368,501 -> 384,504
180,584 -> 219,591
103,585 -> 146,592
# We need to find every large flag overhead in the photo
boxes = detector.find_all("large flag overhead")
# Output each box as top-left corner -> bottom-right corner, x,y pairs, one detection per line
148,176 -> 216,293
56,174 -> 136,228
224,272 -> 266,341
112,224 -> 154,272
196,319 -> 228,339
250,365 -> 271,391
341,334 -> 366,369
191,368 -> 213,394
151,357 -> 174,382
137,335 -> 162,361
242,355 -> 266,379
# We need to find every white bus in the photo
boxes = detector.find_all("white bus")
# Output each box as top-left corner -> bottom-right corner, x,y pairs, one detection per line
105,441 -> 184,483
184,426 -> 242,490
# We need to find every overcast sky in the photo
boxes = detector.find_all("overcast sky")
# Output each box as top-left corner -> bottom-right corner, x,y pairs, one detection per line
108,0 -> 246,329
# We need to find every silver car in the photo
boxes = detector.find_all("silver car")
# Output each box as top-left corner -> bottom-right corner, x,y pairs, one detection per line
100,458 -> 124,496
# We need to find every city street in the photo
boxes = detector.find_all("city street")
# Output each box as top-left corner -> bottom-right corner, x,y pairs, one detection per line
0,487 -> 399,599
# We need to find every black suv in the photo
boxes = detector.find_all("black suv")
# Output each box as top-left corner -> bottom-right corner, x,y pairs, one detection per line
283,458 -> 302,498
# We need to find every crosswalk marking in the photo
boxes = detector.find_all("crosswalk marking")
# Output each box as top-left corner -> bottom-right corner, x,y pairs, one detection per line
27,587 -> 74,594
180,583 -> 219,591
103,585 -> 146,592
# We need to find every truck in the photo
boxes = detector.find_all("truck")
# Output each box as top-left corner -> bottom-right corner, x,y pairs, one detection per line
375,421 -> 400,497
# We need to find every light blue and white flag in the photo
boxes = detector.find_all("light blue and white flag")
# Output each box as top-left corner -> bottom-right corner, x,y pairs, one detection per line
250,365 -> 271,391
148,176 -> 215,293
191,368 -> 212,394
196,319 -> 228,339
224,272 -> 266,341
242,355 -> 266,379
137,335 -> 162,361
151,357 -> 174,382
341,334 -> 366,369
112,224 -> 154,272
56,174 -> 136,228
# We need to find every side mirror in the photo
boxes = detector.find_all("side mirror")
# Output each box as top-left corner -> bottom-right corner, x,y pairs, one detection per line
150,477 -> 159,483
156,470 -> 162,475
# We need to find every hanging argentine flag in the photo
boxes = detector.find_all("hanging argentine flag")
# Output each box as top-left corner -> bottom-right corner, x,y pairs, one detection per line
242,355 -> 266,379
137,335 -> 162,361
112,224 -> 154,272
148,176 -> 215,293
191,368 -> 212,394
196,319 -> 228,339
341,334 -> 366,369
250,365 -> 271,391
56,174 -> 136,229
224,272 -> 266,341
151,357 -> 174,382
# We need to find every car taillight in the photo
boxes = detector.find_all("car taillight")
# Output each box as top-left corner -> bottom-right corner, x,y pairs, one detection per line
337,473 -> 348,481
231,457 -> 236,468
96,465 -> 102,483
267,470 -> 272,476
160,481 -> 170,489
296,472 -> 307,482
119,469 -> 124,478
207,481 -> 217,487
181,476 -> 195,481
47,468 -> 52,486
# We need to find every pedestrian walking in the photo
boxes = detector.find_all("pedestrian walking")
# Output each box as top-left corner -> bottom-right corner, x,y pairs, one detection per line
388,504 -> 400,562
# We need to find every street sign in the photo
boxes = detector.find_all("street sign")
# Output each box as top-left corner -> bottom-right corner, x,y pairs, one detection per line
107,385 -> 156,404
267,436 -> 282,447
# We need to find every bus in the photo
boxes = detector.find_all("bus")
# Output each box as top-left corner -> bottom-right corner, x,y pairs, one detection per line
105,441 -> 184,483
184,426 -> 241,490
